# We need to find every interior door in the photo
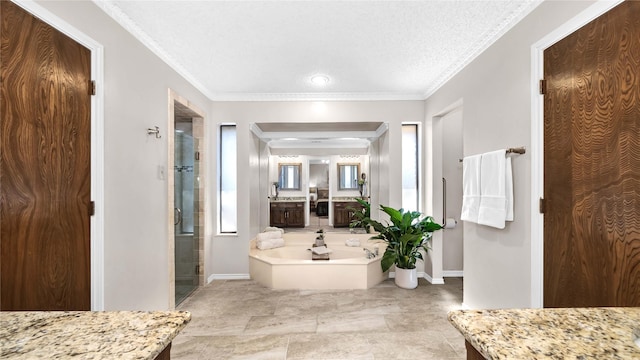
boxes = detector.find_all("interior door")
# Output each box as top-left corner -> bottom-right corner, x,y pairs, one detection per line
1,1 -> 92,310
543,1 -> 640,307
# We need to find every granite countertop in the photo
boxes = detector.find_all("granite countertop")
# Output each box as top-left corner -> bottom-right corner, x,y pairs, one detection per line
0,310 -> 191,359
448,307 -> 640,359
269,197 -> 306,202
331,197 -> 366,202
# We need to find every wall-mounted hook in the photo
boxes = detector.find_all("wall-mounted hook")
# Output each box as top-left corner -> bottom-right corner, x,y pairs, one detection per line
147,126 -> 161,139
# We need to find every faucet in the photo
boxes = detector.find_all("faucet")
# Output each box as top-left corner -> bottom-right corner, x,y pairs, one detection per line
364,248 -> 376,259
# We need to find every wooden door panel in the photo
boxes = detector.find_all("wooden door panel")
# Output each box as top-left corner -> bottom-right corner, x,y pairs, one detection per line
544,1 -> 640,307
1,1 -> 91,310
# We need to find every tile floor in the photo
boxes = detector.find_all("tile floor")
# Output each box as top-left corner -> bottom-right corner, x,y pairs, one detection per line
172,277 -> 466,359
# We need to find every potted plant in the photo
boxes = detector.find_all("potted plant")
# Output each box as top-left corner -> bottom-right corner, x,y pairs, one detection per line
350,198 -> 443,289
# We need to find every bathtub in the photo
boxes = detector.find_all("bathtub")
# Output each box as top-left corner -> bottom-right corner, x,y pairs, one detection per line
249,233 -> 387,290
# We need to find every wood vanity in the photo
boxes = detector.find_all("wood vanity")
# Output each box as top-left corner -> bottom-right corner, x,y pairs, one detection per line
333,200 -> 364,227
269,201 -> 305,228
448,307 -> 640,359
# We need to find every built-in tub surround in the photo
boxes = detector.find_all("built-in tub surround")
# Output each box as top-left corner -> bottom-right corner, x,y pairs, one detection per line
249,233 -> 387,290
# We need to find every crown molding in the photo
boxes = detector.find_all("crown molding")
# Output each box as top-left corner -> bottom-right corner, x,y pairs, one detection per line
92,1 -> 217,100
208,92 -> 426,102
422,0 -> 542,99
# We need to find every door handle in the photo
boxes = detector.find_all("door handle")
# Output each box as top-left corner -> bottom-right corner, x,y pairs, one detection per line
174,207 -> 182,225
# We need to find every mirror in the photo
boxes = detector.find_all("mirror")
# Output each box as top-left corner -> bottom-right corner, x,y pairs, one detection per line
278,163 -> 301,190
338,163 -> 360,190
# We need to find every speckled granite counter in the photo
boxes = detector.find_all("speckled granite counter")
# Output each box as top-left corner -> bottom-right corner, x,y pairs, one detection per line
0,311 -> 191,359
448,307 -> 640,359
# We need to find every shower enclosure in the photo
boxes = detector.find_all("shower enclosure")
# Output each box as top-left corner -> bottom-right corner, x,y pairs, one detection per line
174,120 -> 200,305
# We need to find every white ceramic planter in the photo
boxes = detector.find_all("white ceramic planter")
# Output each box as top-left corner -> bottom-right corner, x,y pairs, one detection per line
394,267 -> 418,289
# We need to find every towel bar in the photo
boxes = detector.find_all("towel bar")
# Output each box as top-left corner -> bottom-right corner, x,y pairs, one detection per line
459,147 -> 525,162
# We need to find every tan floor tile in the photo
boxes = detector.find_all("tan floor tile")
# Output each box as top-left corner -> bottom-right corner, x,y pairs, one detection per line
244,314 -> 318,336
199,335 -> 289,360
170,336 -> 206,360
317,313 -> 388,333
368,331 -> 460,359
180,315 -> 252,336
173,276 -> 464,360
275,296 -> 339,316
286,333 -> 374,360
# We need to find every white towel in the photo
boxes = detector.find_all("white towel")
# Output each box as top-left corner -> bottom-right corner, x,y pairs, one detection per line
505,157 -> 514,221
345,238 -> 361,247
263,227 -> 284,235
461,154 -> 482,223
257,237 -> 285,250
478,150 -> 513,229
311,246 -> 332,255
257,231 -> 282,242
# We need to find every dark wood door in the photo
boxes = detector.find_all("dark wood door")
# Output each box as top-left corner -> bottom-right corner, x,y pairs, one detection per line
1,1 -> 92,310
543,1 -> 640,307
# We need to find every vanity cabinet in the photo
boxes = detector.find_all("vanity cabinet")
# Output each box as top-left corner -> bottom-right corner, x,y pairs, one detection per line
270,202 -> 304,228
333,201 -> 363,227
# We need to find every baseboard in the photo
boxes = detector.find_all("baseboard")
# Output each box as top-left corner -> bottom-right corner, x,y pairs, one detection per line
207,273 -> 250,283
390,271 -> 445,284
443,270 -> 464,277
425,273 -> 445,285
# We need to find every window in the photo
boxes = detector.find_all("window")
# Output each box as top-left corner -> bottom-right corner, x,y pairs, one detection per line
219,124 -> 237,233
402,124 -> 419,211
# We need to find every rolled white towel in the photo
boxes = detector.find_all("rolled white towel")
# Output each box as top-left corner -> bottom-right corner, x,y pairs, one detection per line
257,237 -> 285,250
263,226 -> 285,234
257,231 -> 282,242
345,238 -> 361,247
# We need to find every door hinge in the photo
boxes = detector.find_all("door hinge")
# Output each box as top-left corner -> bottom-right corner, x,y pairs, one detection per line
195,265 -> 200,275
539,198 -> 546,214
195,151 -> 200,161
89,80 -> 96,96
89,201 -> 95,216
539,79 -> 546,95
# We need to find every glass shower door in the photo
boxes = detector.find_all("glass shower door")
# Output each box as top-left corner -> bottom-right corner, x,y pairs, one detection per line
174,123 -> 198,305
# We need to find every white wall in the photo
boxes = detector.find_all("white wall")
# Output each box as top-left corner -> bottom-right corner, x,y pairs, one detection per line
35,1 -> 211,310
424,0 -> 595,309
210,101 -> 422,278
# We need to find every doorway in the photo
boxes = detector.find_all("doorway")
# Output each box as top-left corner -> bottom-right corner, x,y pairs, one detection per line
169,93 -> 205,306
308,158 -> 330,230
441,108 -> 464,277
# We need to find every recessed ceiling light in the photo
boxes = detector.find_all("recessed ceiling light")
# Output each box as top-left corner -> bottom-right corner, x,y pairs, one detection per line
310,75 -> 330,86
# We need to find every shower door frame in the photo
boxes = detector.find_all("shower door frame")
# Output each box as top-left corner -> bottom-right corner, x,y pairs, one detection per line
168,90 -> 206,308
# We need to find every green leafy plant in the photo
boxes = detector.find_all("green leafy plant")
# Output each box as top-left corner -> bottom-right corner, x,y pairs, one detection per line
348,199 -> 371,233
350,198 -> 443,272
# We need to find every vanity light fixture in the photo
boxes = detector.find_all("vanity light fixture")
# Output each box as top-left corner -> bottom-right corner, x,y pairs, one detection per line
310,74 -> 330,86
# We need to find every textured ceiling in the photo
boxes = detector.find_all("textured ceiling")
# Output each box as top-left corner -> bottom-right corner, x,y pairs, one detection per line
94,0 -> 541,101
